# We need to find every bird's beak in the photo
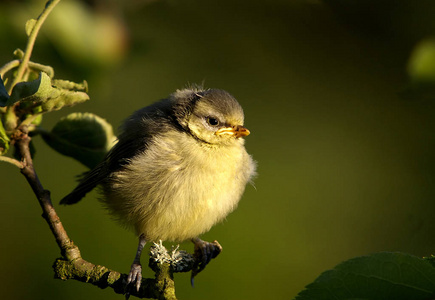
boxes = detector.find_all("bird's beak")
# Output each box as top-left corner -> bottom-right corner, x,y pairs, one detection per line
215,125 -> 250,138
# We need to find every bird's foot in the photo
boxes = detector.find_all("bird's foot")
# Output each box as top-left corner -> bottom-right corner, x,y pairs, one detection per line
191,238 -> 222,286
124,262 -> 142,299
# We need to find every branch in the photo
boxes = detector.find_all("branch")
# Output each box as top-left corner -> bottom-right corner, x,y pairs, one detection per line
15,127 -> 79,259
52,241 -> 195,299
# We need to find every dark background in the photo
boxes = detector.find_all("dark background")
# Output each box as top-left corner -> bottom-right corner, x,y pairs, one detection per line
2,0 -> 435,299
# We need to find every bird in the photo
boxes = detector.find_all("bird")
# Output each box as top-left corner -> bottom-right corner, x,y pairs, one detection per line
60,86 -> 256,292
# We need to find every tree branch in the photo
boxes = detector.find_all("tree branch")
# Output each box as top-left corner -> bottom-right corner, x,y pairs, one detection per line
52,241 -> 196,299
52,255 -> 168,299
15,127 -> 79,259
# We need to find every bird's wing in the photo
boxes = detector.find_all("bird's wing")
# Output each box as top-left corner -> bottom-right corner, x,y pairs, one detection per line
60,101 -> 175,205
59,134 -> 149,205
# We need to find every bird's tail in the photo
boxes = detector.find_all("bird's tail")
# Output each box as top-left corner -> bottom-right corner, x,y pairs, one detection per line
60,165 -> 105,205
60,189 -> 90,205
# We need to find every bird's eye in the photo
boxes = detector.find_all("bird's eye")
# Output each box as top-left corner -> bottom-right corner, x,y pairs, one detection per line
206,117 -> 220,126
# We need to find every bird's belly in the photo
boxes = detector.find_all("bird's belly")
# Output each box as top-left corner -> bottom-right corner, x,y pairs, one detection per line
104,157 -> 247,242
102,132 -> 254,242
134,168 -> 242,241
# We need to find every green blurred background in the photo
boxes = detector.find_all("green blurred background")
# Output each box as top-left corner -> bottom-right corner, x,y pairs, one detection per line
2,0 -> 435,299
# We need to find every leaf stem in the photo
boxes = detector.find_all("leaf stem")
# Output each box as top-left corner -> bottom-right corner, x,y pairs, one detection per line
0,60 -> 20,78
0,156 -> 23,168
20,114 -> 41,128
0,60 -> 55,81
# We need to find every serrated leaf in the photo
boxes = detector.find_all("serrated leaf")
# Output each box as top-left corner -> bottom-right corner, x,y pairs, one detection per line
25,19 -> 37,36
0,119 -> 10,155
294,252 -> 435,300
41,112 -> 116,168
0,77 -> 9,106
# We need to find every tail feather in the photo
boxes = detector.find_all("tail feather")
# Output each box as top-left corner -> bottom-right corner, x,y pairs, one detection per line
60,190 -> 90,205
60,163 -> 107,205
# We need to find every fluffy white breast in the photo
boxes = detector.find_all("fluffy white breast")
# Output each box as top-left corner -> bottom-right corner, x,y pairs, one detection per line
102,130 -> 255,242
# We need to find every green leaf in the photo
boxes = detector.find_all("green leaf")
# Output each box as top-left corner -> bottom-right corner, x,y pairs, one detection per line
294,252 -> 435,300
408,38 -> 435,83
0,77 -> 9,106
424,255 -> 435,268
404,39 -> 435,101
40,89 -> 89,112
41,112 -> 116,168
6,72 -> 56,107
0,119 -> 10,155
25,19 -> 37,37
4,72 -> 89,112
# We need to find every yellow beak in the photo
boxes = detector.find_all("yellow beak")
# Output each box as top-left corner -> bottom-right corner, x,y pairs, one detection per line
215,125 -> 250,138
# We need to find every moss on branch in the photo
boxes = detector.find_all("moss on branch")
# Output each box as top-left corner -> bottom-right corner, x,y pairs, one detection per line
52,242 -> 195,299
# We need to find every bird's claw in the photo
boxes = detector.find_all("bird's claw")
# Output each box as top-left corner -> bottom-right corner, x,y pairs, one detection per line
124,262 -> 142,299
191,239 -> 222,286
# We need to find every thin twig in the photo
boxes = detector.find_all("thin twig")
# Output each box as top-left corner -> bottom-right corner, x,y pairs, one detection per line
15,127 -> 79,258
4,0 -> 61,133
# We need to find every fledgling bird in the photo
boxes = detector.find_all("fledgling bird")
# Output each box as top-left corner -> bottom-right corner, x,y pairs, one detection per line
60,87 -> 256,292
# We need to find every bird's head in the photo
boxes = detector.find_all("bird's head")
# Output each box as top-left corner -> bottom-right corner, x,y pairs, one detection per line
172,88 -> 250,146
